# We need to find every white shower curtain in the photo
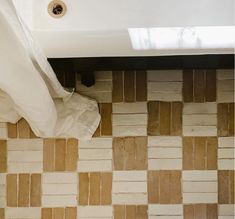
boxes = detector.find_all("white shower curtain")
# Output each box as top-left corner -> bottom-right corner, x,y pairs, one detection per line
0,0 -> 100,139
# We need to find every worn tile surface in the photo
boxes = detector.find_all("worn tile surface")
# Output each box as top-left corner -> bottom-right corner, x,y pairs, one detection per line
0,69 -> 234,218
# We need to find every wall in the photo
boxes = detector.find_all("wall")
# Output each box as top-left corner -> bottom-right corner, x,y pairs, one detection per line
0,69 -> 234,219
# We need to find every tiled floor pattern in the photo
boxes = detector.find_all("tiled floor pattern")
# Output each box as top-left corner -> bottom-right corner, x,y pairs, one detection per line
0,69 -> 234,219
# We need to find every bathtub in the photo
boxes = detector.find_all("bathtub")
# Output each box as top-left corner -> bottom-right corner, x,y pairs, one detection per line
13,0 -> 234,58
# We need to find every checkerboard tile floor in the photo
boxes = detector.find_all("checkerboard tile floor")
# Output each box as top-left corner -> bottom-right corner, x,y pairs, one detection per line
0,69 -> 234,219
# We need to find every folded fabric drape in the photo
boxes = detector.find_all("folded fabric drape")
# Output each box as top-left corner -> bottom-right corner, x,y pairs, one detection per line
0,0 -> 100,139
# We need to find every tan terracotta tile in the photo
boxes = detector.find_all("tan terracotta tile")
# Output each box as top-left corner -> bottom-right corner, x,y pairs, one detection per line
159,102 -> 171,135
7,123 -> 17,138
126,205 -> 136,219
101,173 -> 112,205
194,70 -> 205,102
18,119 -> 31,138
114,205 -> 125,219
195,204 -> 207,219
218,103 -> 229,137
53,208 -> 64,219
124,137 -> 135,170
113,137 -> 147,170
206,137 -> 218,170
183,70 -> 194,102
18,174 -> 30,207
30,174 -> 41,207
148,170 -> 160,203
65,207 -> 77,219
112,71 -> 124,102
184,204 -> 194,219
194,137 -> 206,170
7,174 -> 17,207
170,171 -> 182,203
136,71 -> 147,101
89,172 -> 101,205
0,140 -> 7,173
65,138 -> 78,171
205,70 -> 216,102
219,170 -> 235,204
43,139 -> 55,171
113,138 -> 125,170
0,209 -> 4,219
79,173 -> 89,205
147,101 -> 160,136
183,137 -> 217,170
206,204 -> 218,219
228,103 -> 234,136
42,208 -> 52,219
159,171 -> 171,204
183,137 -> 194,170
55,139 -> 66,171
136,205 -> 148,219
184,204 -> 218,219
124,71 -> 135,102
171,102 -> 183,135
100,103 -> 112,136
135,137 -> 147,170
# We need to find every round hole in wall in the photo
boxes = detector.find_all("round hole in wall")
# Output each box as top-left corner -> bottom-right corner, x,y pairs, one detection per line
48,0 -> 67,18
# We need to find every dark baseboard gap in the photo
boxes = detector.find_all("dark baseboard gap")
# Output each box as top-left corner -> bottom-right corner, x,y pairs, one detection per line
48,54 -> 234,87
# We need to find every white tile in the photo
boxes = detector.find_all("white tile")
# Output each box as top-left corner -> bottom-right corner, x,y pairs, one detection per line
218,148 -> 235,159
148,82 -> 182,91
76,81 -> 112,92
113,125 -> 147,137
149,204 -> 183,215
113,182 -> 147,193
217,69 -> 234,80
43,173 -> 77,183
183,193 -> 217,203
147,70 -> 182,81
183,103 -> 217,114
0,174 -> 6,184
8,151 -> 43,162
183,181 -> 217,193
219,137 -> 235,148
7,139 -> 43,151
148,92 -> 182,101
217,91 -> 234,103
183,115 -> 217,126
77,206 -> 113,218
218,159 -> 235,170
112,114 -> 147,126
8,163 -> 42,173
79,138 -> 112,149
112,193 -> 147,204
182,171 -> 217,181
5,207 -> 41,218
0,197 -> 5,208
183,126 -> 217,136
219,204 -> 235,216
149,216 -> 183,219
77,160 -> 112,172
148,137 -> 182,147
42,195 -> 77,207
148,159 -> 182,170
79,149 -> 112,160
218,80 -> 234,91
95,71 -> 112,81
113,102 -> 147,114
148,148 -> 182,159
113,171 -> 147,181
42,184 -> 77,195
